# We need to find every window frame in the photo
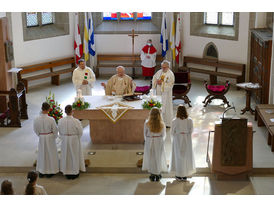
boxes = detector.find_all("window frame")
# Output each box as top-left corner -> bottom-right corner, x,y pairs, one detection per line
26,12 -> 54,28
204,12 -> 234,27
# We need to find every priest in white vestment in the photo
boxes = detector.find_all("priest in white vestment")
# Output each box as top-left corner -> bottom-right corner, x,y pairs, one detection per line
72,59 -> 96,96
33,102 -> 59,177
58,105 -> 86,179
101,66 -> 136,95
152,60 -> 175,127
170,105 -> 196,181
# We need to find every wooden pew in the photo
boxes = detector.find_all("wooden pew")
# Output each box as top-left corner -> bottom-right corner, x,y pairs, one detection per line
183,56 -> 246,85
0,82 -> 28,127
96,54 -> 163,78
17,57 -> 75,93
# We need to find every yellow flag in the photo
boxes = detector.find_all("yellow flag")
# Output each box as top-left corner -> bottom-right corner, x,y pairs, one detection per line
83,12 -> 89,62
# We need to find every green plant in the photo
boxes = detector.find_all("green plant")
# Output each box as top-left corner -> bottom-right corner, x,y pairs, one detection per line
142,98 -> 162,110
72,98 -> 90,110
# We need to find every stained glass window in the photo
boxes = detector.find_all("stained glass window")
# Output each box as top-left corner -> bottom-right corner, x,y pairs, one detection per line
103,12 -> 118,20
26,12 -> 38,27
42,12 -> 53,25
103,12 -> 152,21
120,12 -> 134,20
137,12 -> 152,20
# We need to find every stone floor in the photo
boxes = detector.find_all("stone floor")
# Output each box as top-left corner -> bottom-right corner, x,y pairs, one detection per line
0,77 -> 274,168
0,172 -> 258,195
1,76 -> 274,195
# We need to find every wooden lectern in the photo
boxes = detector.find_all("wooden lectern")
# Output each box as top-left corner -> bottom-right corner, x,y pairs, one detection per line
207,118 -> 253,180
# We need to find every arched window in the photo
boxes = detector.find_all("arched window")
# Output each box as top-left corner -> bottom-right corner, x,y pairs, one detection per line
203,42 -> 218,59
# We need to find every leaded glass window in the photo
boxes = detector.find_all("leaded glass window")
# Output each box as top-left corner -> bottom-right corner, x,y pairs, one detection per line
204,12 -> 234,26
41,12 -> 53,25
26,12 -> 38,27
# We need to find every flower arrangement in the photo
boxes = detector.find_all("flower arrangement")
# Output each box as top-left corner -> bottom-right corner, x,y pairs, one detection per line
72,98 -> 90,110
142,98 -> 162,110
46,92 -> 63,123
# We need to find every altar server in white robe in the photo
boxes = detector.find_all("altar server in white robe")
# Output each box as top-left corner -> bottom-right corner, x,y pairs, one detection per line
170,105 -> 196,181
142,108 -> 168,182
33,102 -> 59,178
59,105 -> 86,179
72,59 -> 96,96
152,60 -> 175,127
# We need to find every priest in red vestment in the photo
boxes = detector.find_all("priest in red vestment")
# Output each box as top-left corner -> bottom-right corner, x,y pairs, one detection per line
140,39 -> 157,79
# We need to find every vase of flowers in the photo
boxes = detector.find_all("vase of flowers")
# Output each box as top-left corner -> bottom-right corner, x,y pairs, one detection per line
142,98 -> 162,110
72,98 -> 90,110
46,92 -> 63,123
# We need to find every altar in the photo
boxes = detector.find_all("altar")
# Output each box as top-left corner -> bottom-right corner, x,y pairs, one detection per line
73,95 -> 161,144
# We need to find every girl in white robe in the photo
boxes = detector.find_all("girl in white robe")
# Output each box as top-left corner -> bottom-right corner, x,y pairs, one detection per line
33,102 -> 59,177
170,105 -> 196,181
142,108 -> 168,181
152,60 -> 174,127
59,105 -> 86,179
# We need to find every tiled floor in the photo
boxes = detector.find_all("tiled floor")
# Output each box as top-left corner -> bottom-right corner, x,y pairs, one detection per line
1,76 -> 274,195
0,77 -> 274,168
0,172 -> 258,195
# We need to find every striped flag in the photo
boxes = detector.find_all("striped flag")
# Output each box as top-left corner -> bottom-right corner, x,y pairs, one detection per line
74,13 -> 83,64
88,12 -> 96,56
160,12 -> 169,57
83,12 -> 89,62
175,14 -> 182,64
170,13 -> 175,60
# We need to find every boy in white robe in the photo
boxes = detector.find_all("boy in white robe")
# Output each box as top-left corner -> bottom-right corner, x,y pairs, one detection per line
170,105 -> 196,181
59,105 -> 86,179
152,60 -> 175,127
33,102 -> 59,178
142,108 -> 168,181
72,59 -> 96,96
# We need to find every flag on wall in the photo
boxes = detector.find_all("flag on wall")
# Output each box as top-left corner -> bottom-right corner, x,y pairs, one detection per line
74,13 -> 83,64
170,13 -> 175,60
88,12 -> 96,57
83,12 -> 89,62
160,12 -> 169,57
175,14 -> 182,64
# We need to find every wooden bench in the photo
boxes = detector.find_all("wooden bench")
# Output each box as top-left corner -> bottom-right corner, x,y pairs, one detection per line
96,54 -> 163,78
183,56 -> 246,85
255,104 -> 274,152
17,57 -> 75,93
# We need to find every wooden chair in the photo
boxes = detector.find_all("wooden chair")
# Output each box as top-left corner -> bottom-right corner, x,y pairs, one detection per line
172,71 -> 192,107
203,80 -> 230,107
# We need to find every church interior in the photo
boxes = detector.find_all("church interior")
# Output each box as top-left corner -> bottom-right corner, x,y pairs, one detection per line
1,7 -> 274,198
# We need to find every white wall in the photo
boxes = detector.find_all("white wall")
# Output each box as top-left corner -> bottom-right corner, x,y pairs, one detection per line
255,12 -> 267,28
180,12 -> 250,83
10,12 -> 75,87
11,12 -> 74,67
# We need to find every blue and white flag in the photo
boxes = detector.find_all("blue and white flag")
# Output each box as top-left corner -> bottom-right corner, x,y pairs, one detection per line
160,12 -> 169,57
88,12 -> 96,56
